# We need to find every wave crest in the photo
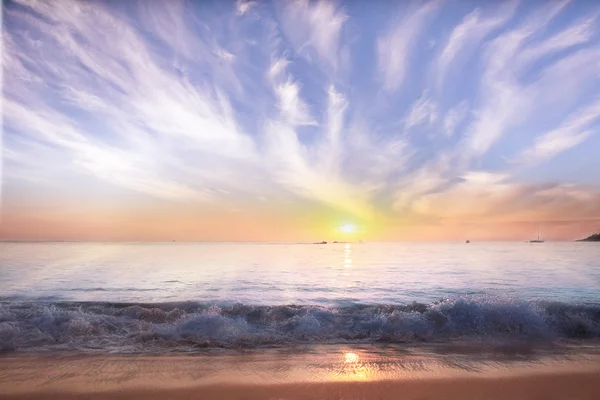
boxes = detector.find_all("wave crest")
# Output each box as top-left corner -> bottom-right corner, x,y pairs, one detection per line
1,296 -> 599,352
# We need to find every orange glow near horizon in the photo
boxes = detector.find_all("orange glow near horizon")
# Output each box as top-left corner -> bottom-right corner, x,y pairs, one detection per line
0,190 -> 598,242
0,205 -> 598,242
2,0 -> 600,244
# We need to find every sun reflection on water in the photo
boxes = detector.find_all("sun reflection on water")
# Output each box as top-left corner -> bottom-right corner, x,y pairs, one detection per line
344,244 -> 352,267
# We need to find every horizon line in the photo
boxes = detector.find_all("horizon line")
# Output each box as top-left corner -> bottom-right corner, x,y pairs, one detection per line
0,239 -> 595,243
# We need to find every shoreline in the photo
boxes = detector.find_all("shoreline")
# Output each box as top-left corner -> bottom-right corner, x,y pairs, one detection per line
1,369 -> 600,400
2,348 -> 600,399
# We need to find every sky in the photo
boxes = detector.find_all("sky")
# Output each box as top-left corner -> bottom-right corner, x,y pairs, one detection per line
2,0 -> 600,242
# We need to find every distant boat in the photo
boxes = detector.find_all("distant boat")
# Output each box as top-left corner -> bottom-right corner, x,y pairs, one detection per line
465,240 -> 470,243
314,241 -> 327,244
529,225 -> 544,243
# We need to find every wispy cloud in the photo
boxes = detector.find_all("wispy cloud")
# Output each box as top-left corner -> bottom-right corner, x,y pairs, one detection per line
3,0 -> 600,239
236,0 -> 257,16
377,1 -> 441,92
463,1 -> 594,158
436,2 -> 517,92
443,101 -> 469,137
3,0 -> 257,202
277,0 -> 347,70
517,13 -> 597,68
319,85 -> 348,175
404,92 -> 438,131
515,99 -> 600,164
412,179 -> 600,228
274,79 -> 318,126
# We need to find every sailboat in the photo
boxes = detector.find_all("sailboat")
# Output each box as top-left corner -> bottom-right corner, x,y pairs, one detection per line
529,225 -> 544,243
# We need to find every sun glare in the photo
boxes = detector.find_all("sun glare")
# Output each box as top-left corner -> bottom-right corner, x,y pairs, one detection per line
344,352 -> 359,363
339,224 -> 356,234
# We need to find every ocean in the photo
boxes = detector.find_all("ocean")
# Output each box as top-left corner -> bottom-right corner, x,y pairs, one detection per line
1,242 -> 599,353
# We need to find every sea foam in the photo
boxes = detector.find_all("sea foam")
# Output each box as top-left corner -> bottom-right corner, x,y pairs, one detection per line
1,296 -> 599,352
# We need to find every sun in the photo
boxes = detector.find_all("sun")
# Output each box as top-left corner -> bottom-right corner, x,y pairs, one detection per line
339,224 -> 356,234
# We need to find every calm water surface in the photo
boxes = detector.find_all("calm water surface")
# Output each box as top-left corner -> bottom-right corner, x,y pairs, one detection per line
1,242 -> 599,305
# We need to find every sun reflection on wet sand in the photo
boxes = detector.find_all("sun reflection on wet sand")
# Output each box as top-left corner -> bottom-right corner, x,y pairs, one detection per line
1,345 -> 599,395
344,352 -> 359,363
334,351 -> 376,381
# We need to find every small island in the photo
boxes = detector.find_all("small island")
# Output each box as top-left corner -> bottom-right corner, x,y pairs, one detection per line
576,233 -> 600,242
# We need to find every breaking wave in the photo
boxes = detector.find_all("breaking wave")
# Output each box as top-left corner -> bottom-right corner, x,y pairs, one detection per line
1,296 -> 599,353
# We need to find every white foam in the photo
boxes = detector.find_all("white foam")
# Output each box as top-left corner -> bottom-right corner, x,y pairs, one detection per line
0,296 -> 599,352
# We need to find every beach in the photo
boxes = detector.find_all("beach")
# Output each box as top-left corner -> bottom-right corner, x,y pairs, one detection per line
3,372 -> 600,400
2,243 -> 600,398
2,346 -> 600,399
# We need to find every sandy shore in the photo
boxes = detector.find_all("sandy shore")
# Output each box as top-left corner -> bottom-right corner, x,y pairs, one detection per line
1,346 -> 600,399
2,371 -> 600,400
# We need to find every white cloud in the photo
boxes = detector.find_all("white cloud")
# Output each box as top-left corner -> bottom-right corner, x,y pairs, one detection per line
460,171 -> 509,185
343,121 -> 412,195
267,56 -> 290,81
319,85 -> 348,174
263,121 -> 373,220
215,48 -> 235,62
3,0 -> 600,233
436,3 -> 517,91
515,99 -> 600,164
462,2 -> 587,158
3,99 -> 212,202
437,9 -> 482,88
3,0 -> 257,203
266,56 -> 317,127
392,155 -> 454,211
275,79 -> 317,126
517,14 -> 596,69
278,0 -> 347,70
236,0 -> 257,16
377,1 -> 441,92
404,93 -> 438,130
443,101 -> 469,137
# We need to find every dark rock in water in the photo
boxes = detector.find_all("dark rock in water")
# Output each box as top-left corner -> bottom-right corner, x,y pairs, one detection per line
576,233 -> 600,242
314,241 -> 327,244
466,240 -> 470,243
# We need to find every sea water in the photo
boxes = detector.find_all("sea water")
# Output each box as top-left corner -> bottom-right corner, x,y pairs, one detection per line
1,242 -> 599,352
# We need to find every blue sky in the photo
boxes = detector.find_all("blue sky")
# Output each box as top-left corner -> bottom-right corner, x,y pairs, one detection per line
2,0 -> 600,240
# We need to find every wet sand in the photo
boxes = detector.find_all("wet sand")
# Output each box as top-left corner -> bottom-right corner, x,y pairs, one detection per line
2,372 -> 600,400
1,346 -> 600,399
